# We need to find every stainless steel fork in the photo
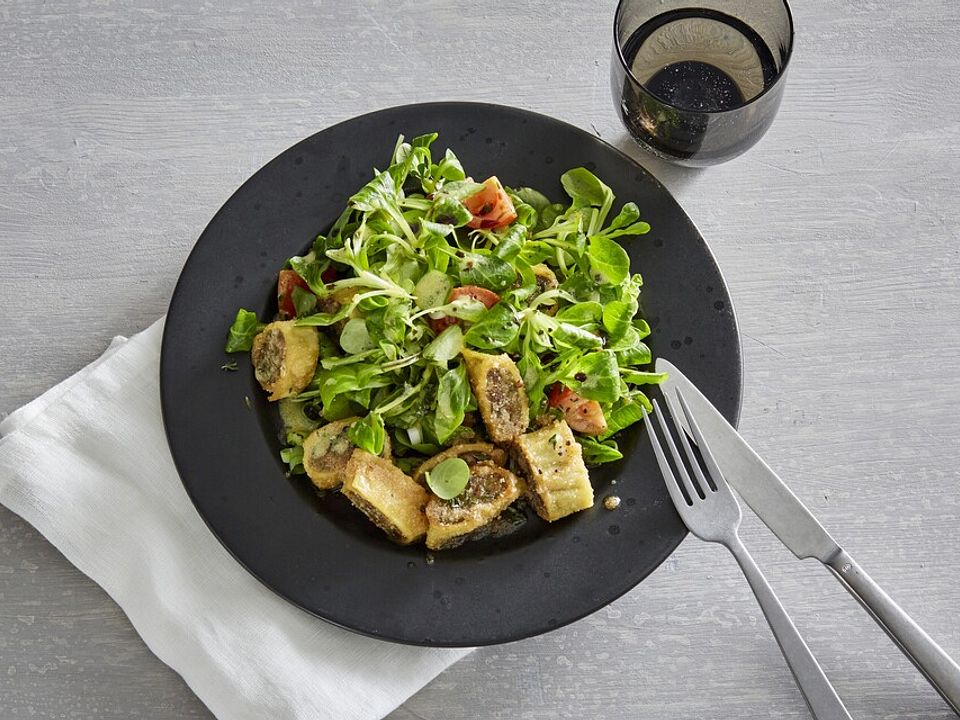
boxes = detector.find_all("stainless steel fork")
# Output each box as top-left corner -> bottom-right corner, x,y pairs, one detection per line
644,390 -> 853,720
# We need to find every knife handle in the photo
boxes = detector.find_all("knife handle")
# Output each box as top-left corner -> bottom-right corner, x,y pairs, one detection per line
727,536 -> 852,720
827,549 -> 960,715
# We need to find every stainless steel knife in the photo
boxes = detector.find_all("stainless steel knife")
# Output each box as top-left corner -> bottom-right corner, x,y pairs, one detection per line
656,358 -> 960,715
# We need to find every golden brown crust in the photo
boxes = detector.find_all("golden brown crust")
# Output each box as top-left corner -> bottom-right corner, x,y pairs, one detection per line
302,418 -> 392,491
412,443 -> 508,485
342,450 -> 428,545
514,419 -> 594,522
302,418 -> 359,490
250,320 -> 319,401
425,461 -> 523,550
460,349 -> 529,443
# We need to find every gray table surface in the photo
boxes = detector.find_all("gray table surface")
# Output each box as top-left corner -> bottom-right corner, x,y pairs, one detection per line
2,1 -> 959,718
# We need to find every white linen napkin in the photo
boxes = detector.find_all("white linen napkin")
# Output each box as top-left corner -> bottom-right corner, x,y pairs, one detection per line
0,319 -> 470,720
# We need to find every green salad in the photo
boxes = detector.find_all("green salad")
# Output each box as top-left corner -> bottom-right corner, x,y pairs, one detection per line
224,132 -> 666,550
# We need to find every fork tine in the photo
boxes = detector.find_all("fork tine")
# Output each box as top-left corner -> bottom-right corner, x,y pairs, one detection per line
662,389 -> 712,496
642,407 -> 691,509
674,388 -> 728,492
650,399 -> 702,503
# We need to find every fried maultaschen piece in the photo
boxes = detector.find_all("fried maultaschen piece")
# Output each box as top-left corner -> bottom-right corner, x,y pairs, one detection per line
412,442 -> 508,485
531,263 -> 559,315
342,450 -> 428,545
425,461 -> 523,550
515,419 -> 594,521
460,349 -> 529,443
250,320 -> 319,401
301,418 -> 392,491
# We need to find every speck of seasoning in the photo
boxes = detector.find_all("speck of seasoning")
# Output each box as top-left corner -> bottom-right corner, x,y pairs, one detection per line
604,496 -> 621,510
243,396 -> 252,410
574,372 -> 587,382
425,554 -> 435,565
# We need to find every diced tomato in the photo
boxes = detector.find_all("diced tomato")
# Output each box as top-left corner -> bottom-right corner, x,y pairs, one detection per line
427,315 -> 458,334
548,383 -> 574,407
450,285 -> 500,308
547,383 -> 608,436
463,176 -> 518,230
427,285 -> 500,333
277,269 -> 312,319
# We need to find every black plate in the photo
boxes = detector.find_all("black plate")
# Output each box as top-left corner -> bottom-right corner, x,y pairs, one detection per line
160,102 -> 742,647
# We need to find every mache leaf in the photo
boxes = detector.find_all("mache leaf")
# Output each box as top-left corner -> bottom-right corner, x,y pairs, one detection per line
463,302 -> 520,350
492,223 -> 527,261
225,309 -> 263,353
348,412 -> 386,455
458,252 -> 517,292
602,298 -> 638,340
425,457 -> 470,500
598,399 -> 647,441
428,194 -> 472,227
291,285 -> 318,317
578,437 -> 623,465
588,235 -> 630,285
423,325 -> 464,365
561,168 -> 611,208
561,350 -> 620,403
350,170 -> 399,213
434,363 -> 471,443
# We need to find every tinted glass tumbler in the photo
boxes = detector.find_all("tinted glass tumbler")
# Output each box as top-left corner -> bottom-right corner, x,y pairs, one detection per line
613,0 -> 794,166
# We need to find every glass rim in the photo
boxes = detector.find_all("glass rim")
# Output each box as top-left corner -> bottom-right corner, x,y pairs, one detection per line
613,0 -> 796,115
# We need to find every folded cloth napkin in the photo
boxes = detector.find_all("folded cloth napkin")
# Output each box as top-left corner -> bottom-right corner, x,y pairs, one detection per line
0,319 -> 470,720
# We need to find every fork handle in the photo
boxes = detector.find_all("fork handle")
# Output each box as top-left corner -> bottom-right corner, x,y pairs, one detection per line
727,536 -> 852,720
826,549 -> 960,715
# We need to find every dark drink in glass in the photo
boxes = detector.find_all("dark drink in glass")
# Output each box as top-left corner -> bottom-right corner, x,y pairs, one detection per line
612,0 -> 794,167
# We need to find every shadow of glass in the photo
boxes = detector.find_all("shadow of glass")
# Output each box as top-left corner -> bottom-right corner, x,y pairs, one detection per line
609,130 -> 705,197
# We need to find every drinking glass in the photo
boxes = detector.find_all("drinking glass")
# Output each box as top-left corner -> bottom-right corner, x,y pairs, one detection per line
612,0 -> 794,167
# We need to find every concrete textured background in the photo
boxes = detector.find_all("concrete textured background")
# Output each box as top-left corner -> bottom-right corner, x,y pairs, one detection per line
1,1 -> 959,718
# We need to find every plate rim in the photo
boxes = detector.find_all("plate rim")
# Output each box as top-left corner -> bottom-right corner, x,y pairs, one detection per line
159,100 -> 743,646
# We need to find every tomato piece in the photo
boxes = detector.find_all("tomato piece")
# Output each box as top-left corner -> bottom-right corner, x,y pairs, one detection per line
449,285 -> 500,308
427,315 -> 458,334
277,269 -> 312,319
321,266 -> 338,283
427,285 -> 500,333
547,383 -> 608,436
547,383 -> 574,408
463,176 -> 518,230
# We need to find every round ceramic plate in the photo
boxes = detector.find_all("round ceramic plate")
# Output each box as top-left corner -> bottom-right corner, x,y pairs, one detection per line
160,102 -> 742,647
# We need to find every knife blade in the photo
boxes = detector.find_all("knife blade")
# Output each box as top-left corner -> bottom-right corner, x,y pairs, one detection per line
655,358 -> 839,563
654,357 -> 960,715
